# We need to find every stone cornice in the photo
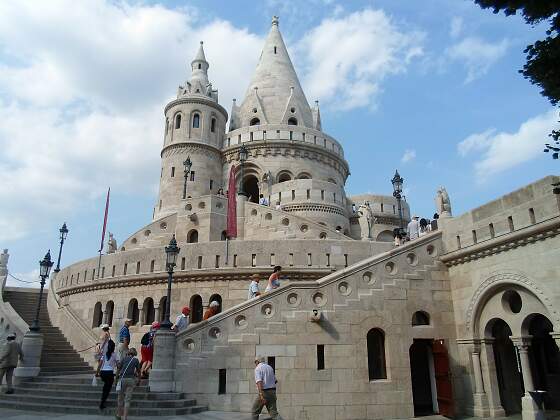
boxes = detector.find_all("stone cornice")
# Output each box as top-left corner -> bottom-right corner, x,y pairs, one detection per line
164,96 -> 228,119
161,141 -> 222,159
56,268 -> 331,298
223,141 -> 350,178
440,216 -> 560,267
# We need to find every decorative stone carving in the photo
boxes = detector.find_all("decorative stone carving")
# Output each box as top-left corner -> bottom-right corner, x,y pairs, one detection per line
357,201 -> 375,240
436,186 -> 452,217
107,233 -> 117,254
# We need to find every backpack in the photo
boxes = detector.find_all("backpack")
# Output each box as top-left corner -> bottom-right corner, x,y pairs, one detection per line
140,332 -> 150,346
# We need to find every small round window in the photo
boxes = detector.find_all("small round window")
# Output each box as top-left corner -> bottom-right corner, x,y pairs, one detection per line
502,290 -> 522,314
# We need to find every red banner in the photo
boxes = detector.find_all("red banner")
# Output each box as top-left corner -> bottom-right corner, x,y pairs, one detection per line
226,165 -> 237,238
99,187 -> 110,252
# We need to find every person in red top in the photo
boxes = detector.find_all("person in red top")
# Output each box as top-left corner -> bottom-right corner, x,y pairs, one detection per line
140,321 -> 159,378
203,301 -> 220,320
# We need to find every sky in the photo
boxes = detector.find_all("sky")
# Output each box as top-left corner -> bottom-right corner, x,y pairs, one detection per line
1,0 -> 558,287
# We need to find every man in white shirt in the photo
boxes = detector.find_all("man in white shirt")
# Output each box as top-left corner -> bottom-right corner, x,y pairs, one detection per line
248,274 -> 261,299
172,306 -> 190,333
252,356 -> 280,420
258,194 -> 268,206
407,215 -> 420,240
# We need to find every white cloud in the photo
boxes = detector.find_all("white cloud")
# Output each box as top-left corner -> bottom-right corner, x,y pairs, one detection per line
401,149 -> 417,164
447,36 -> 509,83
0,0 -> 263,241
296,9 -> 424,110
5,268 -> 41,288
450,17 -> 463,38
458,110 -> 559,182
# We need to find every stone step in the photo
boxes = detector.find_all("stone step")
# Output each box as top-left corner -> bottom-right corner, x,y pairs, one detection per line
13,384 -> 184,399
0,399 -> 208,416
0,393 -> 198,409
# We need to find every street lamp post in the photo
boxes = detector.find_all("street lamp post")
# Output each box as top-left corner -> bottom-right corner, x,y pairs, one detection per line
29,251 -> 54,332
391,170 -> 405,234
160,235 -> 180,330
54,223 -> 69,273
182,156 -> 192,200
238,144 -> 248,196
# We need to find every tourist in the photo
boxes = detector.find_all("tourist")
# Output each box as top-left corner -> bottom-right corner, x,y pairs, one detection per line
0,333 -> 23,394
252,356 -> 280,420
97,339 -> 117,410
116,347 -> 141,420
393,229 -> 402,246
248,274 -> 261,299
407,215 -> 420,240
173,306 -> 190,333
95,324 -> 111,372
203,301 -> 220,320
140,322 -> 159,378
265,266 -> 282,293
431,213 -> 439,231
419,218 -> 431,237
352,203 -> 357,213
117,319 -> 132,362
259,194 -> 269,206
275,201 -> 281,210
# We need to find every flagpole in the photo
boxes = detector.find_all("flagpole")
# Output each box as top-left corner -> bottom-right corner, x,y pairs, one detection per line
97,187 -> 111,279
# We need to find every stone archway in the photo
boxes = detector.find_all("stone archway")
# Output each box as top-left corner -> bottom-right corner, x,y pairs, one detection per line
409,339 -> 438,416
242,175 -> 259,204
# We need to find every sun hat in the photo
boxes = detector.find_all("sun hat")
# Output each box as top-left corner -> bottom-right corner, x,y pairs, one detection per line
210,301 -> 219,308
151,321 -> 161,330
101,324 -> 110,330
182,306 -> 190,315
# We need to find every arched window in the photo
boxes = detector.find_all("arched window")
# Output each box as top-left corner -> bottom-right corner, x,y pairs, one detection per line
190,295 -> 203,323
297,173 -> 311,179
193,113 -> 200,128
209,294 -> 222,314
105,301 -> 114,326
187,229 -> 199,243
288,117 -> 298,125
92,302 -> 103,328
143,297 -> 155,325
277,172 -> 292,183
412,311 -> 430,326
367,328 -> 387,380
211,118 -> 216,133
175,114 -> 181,129
159,296 -> 167,322
250,118 -> 260,126
198,63 -> 201,69
127,299 -> 139,325
165,118 -> 169,136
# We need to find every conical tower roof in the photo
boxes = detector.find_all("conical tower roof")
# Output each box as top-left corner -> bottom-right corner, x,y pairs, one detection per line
237,16 -> 314,128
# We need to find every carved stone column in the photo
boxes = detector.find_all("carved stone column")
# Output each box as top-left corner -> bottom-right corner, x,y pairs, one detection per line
138,305 -> 144,326
479,338 -> 506,417
458,338 -> 491,417
149,328 -> 176,392
510,336 -> 544,420
154,304 -> 161,324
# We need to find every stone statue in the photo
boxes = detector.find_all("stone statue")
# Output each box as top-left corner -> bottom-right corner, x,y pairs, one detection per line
358,202 -> 375,240
436,186 -> 452,217
0,249 -> 8,268
206,83 -> 213,96
262,171 -> 273,192
107,233 -> 117,254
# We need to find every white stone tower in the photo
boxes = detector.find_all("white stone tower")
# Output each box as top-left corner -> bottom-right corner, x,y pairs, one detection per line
154,42 -> 228,220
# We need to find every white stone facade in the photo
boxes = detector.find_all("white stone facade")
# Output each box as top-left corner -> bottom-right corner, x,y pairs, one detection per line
45,17 -> 560,420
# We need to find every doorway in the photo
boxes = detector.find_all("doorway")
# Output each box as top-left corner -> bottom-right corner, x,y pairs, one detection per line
491,319 -> 524,415
242,175 -> 259,203
410,339 -> 438,416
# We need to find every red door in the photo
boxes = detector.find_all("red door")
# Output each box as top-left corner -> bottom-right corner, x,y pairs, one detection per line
432,339 -> 455,418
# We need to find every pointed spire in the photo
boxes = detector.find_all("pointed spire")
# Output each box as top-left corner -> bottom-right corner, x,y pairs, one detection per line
193,41 -> 207,63
238,16 -> 313,128
187,40 -> 210,97
313,100 -> 322,131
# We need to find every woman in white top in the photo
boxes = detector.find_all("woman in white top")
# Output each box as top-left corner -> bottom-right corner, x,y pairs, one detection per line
265,266 -> 282,292
96,339 -> 117,410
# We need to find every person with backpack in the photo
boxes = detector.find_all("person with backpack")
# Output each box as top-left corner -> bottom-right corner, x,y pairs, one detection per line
140,321 -> 159,378
116,347 -> 141,420
96,339 -> 117,410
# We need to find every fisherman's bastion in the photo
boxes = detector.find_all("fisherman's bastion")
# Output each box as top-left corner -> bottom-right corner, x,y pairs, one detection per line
1,16 -> 559,420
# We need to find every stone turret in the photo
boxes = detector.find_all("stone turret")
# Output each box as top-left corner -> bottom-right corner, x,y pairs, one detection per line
155,42 -> 228,222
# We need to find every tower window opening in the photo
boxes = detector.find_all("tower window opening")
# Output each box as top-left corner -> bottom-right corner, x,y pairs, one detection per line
211,118 -> 216,133
274,46 -> 277,54
288,117 -> 297,126
250,118 -> 260,126
198,63 -> 201,69
171,167 -> 175,177
210,179 -> 214,190
289,131 -> 293,140
190,171 -> 195,181
193,113 -> 200,128
489,223 -> 495,238
175,114 -> 181,129
317,345 -> 325,370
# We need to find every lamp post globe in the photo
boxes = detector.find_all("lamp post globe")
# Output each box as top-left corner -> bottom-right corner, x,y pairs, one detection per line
30,250 -> 54,332
238,144 -> 249,196
161,235 -> 180,329
391,170 -> 405,233
54,222 -> 69,273
182,156 -> 192,200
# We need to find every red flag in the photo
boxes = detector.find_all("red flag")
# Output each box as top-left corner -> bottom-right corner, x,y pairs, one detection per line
226,166 -> 237,238
99,188 -> 110,252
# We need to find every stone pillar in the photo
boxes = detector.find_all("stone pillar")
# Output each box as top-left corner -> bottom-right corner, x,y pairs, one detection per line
138,305 -> 144,326
458,338 -> 491,417
236,193 -> 247,239
154,304 -> 161,324
479,338 -> 506,417
14,331 -> 43,378
551,331 -> 560,348
511,336 -> 544,420
149,329 -> 176,392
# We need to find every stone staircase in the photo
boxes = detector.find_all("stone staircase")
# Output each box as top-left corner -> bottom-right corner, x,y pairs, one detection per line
1,289 -> 208,416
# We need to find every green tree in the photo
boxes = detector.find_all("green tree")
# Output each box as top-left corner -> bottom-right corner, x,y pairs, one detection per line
474,1 -> 560,157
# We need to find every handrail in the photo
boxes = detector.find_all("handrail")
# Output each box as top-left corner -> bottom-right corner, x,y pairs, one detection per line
178,231 -> 442,338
